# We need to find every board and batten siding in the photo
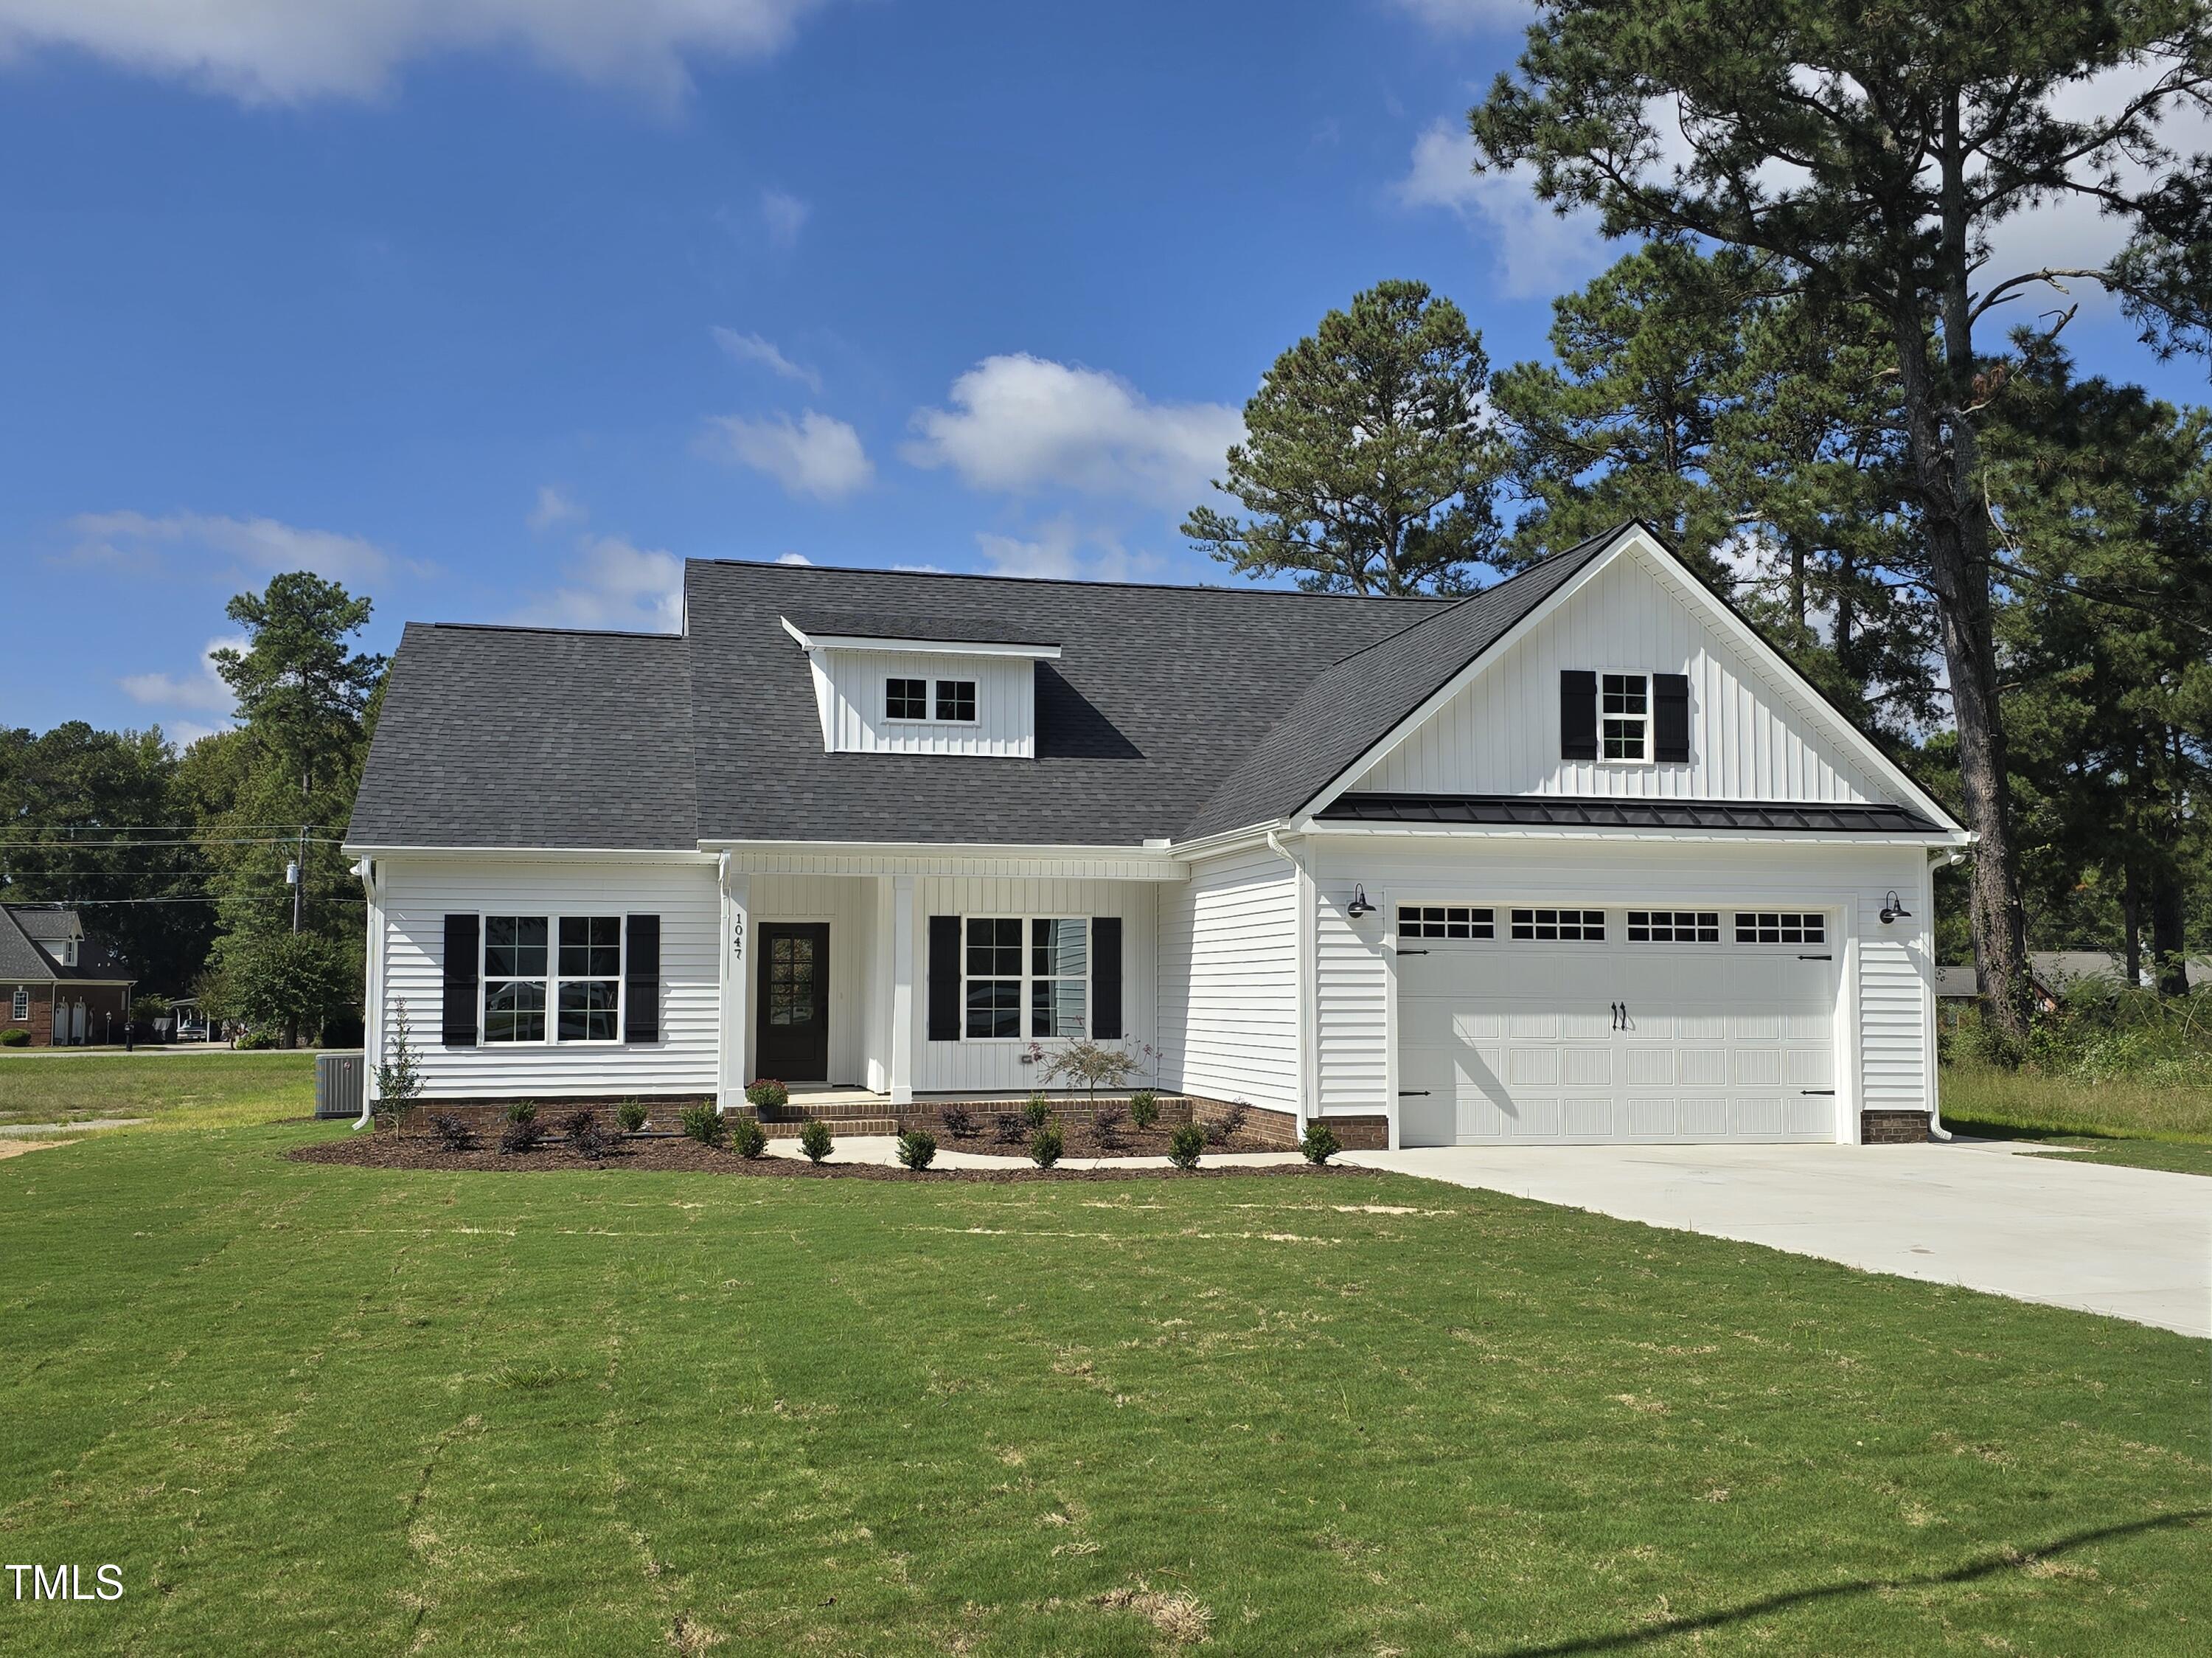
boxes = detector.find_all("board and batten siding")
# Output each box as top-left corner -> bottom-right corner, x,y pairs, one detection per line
1349,547 -> 1885,804
817,648 -> 1034,757
914,875 -> 1157,1095
373,855 -> 720,1100
1306,837 -> 1935,1137
1153,847 -> 1299,1114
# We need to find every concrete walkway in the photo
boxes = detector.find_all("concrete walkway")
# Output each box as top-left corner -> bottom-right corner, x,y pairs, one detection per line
1343,1139 -> 2211,1339
0,1117 -> 150,1135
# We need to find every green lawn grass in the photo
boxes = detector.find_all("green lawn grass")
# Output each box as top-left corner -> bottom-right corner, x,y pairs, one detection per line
0,1050 -> 313,1130
1,1124 -> 2204,1656
1942,1061 -> 2212,1176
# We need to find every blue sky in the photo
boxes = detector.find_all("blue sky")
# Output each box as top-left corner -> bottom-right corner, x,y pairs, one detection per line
4,0 -> 2202,745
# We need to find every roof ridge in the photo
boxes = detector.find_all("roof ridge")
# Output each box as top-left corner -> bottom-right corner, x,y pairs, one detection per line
684,557 -> 1458,603
419,622 -> 684,640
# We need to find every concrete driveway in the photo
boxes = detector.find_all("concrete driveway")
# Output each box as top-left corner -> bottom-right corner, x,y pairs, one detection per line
1343,1138 -> 2211,1339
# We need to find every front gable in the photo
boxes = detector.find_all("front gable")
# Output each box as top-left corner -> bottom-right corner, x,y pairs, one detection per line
1329,532 -> 1930,815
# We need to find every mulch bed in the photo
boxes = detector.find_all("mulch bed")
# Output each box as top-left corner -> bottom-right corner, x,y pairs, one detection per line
290,1134 -> 1351,1182
935,1123 -> 1287,1159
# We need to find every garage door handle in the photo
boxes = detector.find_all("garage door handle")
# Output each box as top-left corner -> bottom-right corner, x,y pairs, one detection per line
1801,1089 -> 1835,1096
1397,948 -> 1429,956
1397,1089 -> 1431,1097
1798,953 -> 1832,960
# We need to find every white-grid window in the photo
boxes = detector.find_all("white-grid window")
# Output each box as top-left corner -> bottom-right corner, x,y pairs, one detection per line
1511,908 -> 1607,942
1735,911 -> 1826,946
1627,909 -> 1719,943
9,988 -> 26,1021
556,917 -> 622,1042
484,917 -> 548,1044
964,916 -> 1089,1039
1601,673 -> 1649,761
1398,905 -> 1495,940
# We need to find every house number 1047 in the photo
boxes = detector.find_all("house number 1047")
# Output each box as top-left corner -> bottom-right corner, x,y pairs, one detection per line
731,916 -> 744,960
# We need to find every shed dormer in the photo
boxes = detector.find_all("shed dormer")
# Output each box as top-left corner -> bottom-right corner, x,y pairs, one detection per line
781,611 -> 1062,757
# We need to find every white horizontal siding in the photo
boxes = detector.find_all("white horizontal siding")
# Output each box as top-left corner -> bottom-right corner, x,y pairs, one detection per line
1857,887 -> 1930,1111
1351,546 -> 1885,804
913,876 -> 1158,1095
374,855 -> 720,1100
1315,886 -> 1389,1116
1155,848 -> 1298,1114
821,648 -> 1033,757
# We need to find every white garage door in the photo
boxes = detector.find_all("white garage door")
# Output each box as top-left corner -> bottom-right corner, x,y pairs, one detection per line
1396,904 -> 1837,1146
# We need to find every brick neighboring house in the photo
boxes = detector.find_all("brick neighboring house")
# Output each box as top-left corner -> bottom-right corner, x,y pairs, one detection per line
1,905 -> 136,1047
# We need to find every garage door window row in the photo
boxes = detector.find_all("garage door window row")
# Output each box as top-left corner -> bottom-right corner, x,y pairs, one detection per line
1399,905 -> 1828,948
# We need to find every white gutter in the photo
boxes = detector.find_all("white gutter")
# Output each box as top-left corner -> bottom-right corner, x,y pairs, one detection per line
1924,845 -> 1970,1143
353,856 -> 380,1132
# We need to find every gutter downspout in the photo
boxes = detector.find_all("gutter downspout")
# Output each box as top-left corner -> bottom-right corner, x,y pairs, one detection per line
1266,828 -> 1316,1132
354,856 -> 380,1132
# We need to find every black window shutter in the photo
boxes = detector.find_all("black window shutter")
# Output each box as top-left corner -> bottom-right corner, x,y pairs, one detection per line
624,914 -> 661,1043
927,915 -> 961,1041
1092,917 -> 1124,1040
1560,670 -> 1599,760
1654,673 -> 1691,763
441,913 -> 479,1047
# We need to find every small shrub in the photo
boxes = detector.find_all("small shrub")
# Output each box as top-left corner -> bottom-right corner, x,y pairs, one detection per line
561,1110 -> 610,1162
428,1113 -> 476,1152
939,1104 -> 976,1140
1167,1123 -> 1204,1169
234,1028 -> 282,1050
1029,1123 -> 1064,1168
993,1112 -> 1027,1145
729,1116 -> 768,1159
1023,1092 -> 1051,1130
746,1078 -> 789,1111
1200,1115 -> 1231,1147
1128,1089 -> 1159,1129
0,1027 -> 28,1047
799,1119 -> 834,1164
1092,1100 -> 1126,1146
373,1002 -> 424,1126
679,1102 -> 728,1148
499,1117 -> 546,1155
1301,1120 -> 1341,1165
896,1129 -> 938,1170
505,1100 -> 538,1125
1222,1099 -> 1250,1137
615,1099 -> 649,1134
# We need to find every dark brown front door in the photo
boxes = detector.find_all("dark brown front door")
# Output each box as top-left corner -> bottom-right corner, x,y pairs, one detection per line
757,923 -> 830,1082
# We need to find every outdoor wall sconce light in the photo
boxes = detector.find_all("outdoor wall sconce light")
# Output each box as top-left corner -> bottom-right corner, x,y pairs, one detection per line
1879,889 -> 1912,925
1346,884 -> 1374,919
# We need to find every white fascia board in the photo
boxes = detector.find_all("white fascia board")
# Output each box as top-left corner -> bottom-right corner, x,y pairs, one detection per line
339,843 -> 715,864
1305,822 -> 1972,848
778,617 -> 1061,659
700,838 -> 1189,878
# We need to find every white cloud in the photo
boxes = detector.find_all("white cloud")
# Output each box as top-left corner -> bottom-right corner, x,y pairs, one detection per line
518,534 -> 683,632
1388,0 -> 1533,32
905,355 -> 1242,511
759,187 -> 810,249
119,634 -> 245,718
704,410 -> 872,501
0,0 -> 836,107
527,485 -> 585,532
1396,119 -> 1610,298
972,517 -> 1164,583
712,327 -> 821,392
67,509 -> 406,583
773,551 -> 813,565
165,720 -> 222,749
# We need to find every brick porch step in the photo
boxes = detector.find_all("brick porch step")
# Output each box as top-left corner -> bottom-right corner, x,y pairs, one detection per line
759,1117 -> 901,1138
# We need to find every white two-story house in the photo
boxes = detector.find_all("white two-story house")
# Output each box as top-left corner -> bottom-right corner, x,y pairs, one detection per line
344,522 -> 1966,1148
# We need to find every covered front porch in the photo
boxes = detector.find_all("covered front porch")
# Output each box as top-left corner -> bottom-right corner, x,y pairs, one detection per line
712,857 -> 1177,1111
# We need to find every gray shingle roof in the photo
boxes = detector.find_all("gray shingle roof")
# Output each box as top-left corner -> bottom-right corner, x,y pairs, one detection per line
685,562 -> 1441,845
0,907 -> 59,982
1318,794 -> 1947,835
347,623 -> 698,850
0,906 -> 132,983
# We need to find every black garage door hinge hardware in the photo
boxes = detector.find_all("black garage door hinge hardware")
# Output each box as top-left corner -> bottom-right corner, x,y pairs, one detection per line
1801,1089 -> 1836,1096
1397,1089 -> 1431,1097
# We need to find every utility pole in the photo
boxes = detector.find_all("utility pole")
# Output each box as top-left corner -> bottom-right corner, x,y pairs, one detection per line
289,825 -> 305,934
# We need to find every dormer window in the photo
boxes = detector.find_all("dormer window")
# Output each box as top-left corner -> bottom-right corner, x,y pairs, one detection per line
934,679 -> 976,723
1601,673 -> 1649,761
785,612 -> 1061,757
886,678 -> 928,721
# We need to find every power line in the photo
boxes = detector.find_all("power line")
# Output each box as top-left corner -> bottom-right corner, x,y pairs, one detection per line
53,895 -> 364,906
1,836 -> 346,850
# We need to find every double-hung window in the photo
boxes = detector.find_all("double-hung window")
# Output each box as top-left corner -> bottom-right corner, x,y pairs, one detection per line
934,679 -> 977,722
886,678 -> 928,721
10,988 -> 27,1021
964,916 -> 1090,1038
1601,673 -> 1649,760
483,917 -> 549,1043
557,917 -> 622,1041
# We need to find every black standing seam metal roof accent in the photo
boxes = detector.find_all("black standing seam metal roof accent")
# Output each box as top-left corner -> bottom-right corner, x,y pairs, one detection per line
1316,794 -> 1949,835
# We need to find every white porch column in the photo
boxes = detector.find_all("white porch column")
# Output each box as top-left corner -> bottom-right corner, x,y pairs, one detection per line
888,873 -> 916,1106
868,876 -> 895,1094
718,861 -> 751,1111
